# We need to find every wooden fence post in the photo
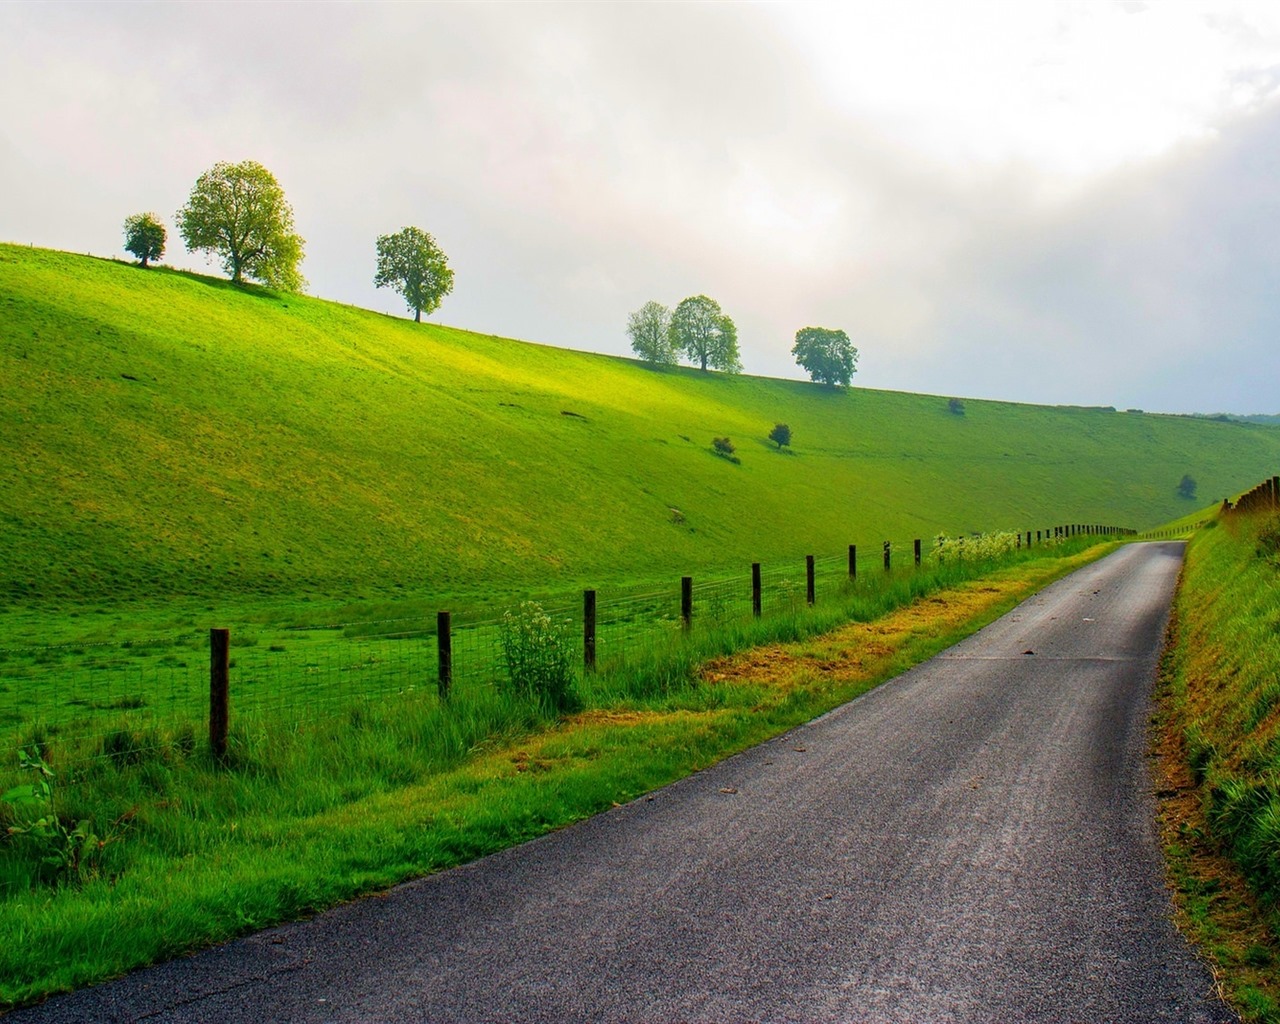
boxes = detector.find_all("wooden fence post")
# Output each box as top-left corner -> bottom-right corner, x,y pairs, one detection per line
752,563 -> 762,618
806,555 -> 815,606
583,590 -> 596,673
883,541 -> 891,572
209,628 -> 229,763
681,576 -> 693,630
848,544 -> 857,581
437,611 -> 452,700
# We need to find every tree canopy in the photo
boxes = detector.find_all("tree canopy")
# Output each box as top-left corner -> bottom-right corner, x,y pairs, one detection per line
176,160 -> 305,291
768,423 -> 792,450
122,213 -> 166,267
374,226 -> 454,323
626,301 -> 675,366
792,326 -> 858,386
669,295 -> 740,373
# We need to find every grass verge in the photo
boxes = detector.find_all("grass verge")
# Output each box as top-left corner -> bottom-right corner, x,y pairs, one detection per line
1155,507 -> 1280,1022
0,541 -> 1108,1009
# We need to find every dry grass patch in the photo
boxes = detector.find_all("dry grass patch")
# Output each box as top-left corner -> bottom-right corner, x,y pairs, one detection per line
700,566 -> 1071,695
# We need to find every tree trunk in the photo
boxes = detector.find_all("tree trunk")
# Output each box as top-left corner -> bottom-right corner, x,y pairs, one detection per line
415,307 -> 421,323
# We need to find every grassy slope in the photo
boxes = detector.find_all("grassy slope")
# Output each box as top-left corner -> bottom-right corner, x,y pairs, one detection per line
1159,505 -> 1280,1020
4,242 -> 1280,619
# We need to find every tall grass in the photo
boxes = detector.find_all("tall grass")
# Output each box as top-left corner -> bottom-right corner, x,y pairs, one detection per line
1166,508 -> 1280,903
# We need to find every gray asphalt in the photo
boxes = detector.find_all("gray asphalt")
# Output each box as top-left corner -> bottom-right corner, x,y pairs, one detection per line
10,541 -> 1235,1023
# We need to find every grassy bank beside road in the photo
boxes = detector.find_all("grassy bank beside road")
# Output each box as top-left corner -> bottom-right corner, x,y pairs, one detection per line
1158,505 -> 1280,1021
0,541 -> 1108,1009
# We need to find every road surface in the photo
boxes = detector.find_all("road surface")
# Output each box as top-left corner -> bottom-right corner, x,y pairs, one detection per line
11,542 -> 1234,1022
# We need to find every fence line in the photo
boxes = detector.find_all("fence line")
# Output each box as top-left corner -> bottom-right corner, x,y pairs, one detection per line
0,523 -> 1141,778
1222,474 -> 1280,517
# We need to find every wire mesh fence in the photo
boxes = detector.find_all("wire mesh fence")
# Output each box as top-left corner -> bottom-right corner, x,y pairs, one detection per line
0,525 -> 1133,783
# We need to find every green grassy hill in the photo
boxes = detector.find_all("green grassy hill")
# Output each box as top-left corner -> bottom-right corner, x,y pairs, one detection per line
4,243 -> 1279,613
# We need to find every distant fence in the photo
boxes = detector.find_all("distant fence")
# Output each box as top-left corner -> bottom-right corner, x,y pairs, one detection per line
0,523 -> 1135,776
1222,475 -> 1280,517
1134,474 -> 1280,541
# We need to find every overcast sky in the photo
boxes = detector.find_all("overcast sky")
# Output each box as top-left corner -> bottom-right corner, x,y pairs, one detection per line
3,1 -> 1279,413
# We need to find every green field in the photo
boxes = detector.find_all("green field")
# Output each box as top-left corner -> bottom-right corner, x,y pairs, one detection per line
4,242 -> 1279,633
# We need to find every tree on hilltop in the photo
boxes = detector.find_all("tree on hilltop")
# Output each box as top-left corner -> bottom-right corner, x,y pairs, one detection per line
792,326 -> 857,386
627,301 -> 675,366
176,160 -> 305,291
374,226 -> 455,323
123,213 -> 166,267
670,295 -> 740,373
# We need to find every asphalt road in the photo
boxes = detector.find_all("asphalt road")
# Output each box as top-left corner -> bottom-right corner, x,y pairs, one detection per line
11,542 -> 1235,1023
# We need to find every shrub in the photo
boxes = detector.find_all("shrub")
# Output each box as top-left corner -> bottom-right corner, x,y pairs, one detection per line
711,437 -> 739,463
931,531 -> 1020,563
2,749 -> 111,886
768,423 -> 791,449
499,602 -> 579,713
948,398 -> 965,415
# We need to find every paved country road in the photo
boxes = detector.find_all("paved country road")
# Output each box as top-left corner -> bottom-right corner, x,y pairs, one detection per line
10,542 -> 1236,1023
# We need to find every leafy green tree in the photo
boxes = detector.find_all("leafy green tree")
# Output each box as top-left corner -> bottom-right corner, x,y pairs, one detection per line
122,213 -> 166,267
670,295 -> 740,373
792,326 -> 858,386
626,300 -> 675,365
374,226 -> 455,323
176,160 -> 305,291
1178,474 -> 1197,500
768,423 -> 791,449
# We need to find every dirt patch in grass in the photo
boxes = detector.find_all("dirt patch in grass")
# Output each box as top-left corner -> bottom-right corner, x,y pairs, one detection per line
565,708 -> 660,729
701,573 -> 1041,693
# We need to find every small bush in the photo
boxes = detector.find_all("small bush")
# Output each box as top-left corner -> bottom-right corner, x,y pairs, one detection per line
2,749 -> 112,886
499,602 -> 580,713
948,398 -> 965,415
711,437 -> 740,463
931,530 -> 1019,563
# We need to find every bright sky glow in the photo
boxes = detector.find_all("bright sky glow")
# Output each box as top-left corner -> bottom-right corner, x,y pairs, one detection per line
773,2 -> 1280,178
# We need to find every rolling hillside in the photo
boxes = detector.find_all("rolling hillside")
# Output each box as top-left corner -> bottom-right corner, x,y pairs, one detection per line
3,242 -> 1279,610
